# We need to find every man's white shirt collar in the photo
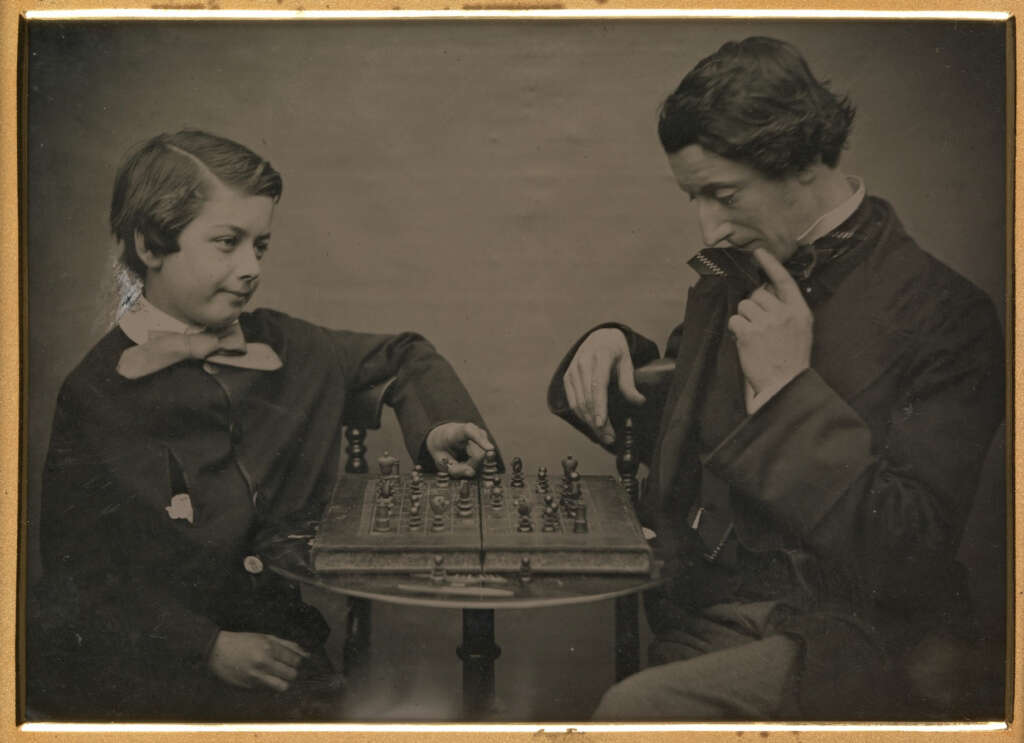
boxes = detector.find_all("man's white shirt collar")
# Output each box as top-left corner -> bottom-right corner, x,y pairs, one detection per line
797,176 -> 866,246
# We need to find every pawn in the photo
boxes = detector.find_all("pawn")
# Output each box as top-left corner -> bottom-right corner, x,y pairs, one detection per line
517,500 -> 533,533
436,458 -> 451,490
408,502 -> 423,530
456,480 -> 474,518
378,450 -> 399,476
481,449 -> 500,486
536,466 -> 549,494
519,555 -> 532,584
569,471 -> 583,500
573,502 -> 589,533
430,494 -> 448,531
431,554 -> 446,584
561,455 -> 578,479
510,457 -> 525,488
490,483 -> 505,509
410,471 -> 424,497
542,505 -> 558,532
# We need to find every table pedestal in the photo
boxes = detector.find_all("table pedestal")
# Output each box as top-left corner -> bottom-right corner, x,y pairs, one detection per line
456,608 -> 502,718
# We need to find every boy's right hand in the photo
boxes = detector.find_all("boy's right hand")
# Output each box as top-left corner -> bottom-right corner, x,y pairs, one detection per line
563,328 -> 646,446
208,630 -> 310,692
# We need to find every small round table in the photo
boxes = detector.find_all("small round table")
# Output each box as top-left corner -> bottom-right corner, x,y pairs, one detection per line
266,540 -> 664,719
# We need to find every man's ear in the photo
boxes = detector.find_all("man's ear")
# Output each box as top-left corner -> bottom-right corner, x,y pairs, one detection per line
134,231 -> 163,271
795,156 -> 825,186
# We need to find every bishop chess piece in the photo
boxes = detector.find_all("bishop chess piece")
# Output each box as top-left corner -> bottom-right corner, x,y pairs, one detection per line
510,457 -> 525,488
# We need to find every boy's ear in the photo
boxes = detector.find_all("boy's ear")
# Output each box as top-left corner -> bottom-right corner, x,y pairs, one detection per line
134,231 -> 164,271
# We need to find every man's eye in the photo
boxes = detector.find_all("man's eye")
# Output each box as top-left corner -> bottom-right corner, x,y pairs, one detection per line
254,242 -> 269,259
214,236 -> 240,249
717,193 -> 738,207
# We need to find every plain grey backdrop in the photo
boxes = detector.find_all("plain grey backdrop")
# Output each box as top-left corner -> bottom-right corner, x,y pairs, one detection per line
24,19 -> 1008,720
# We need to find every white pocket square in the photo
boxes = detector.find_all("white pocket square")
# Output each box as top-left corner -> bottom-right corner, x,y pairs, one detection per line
166,493 -> 194,524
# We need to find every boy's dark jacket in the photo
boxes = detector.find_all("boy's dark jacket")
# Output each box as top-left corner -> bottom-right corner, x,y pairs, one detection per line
30,309 -> 487,719
549,197 -> 1005,717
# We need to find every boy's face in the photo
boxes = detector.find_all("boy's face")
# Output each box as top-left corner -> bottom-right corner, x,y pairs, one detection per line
143,179 -> 274,329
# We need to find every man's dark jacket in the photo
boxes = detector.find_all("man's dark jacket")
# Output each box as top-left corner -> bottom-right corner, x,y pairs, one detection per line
549,196 -> 1005,718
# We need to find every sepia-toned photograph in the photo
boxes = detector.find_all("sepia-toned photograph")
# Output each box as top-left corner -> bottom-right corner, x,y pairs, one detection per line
19,15 -> 1010,726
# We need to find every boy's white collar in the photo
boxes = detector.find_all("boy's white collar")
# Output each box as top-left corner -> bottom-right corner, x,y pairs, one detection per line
119,296 -> 208,345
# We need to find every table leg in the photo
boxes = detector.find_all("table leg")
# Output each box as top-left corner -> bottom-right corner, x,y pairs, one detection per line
456,608 -> 502,719
343,597 -> 372,683
614,593 -> 639,681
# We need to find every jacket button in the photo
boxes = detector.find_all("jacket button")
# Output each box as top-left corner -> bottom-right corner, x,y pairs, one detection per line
202,362 -> 220,375
243,555 -> 264,574
229,421 -> 243,444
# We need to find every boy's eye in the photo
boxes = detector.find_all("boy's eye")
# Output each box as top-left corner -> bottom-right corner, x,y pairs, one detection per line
716,192 -> 738,207
214,235 -> 240,249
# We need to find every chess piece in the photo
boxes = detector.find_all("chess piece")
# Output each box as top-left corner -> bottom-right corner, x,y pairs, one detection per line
490,483 -> 505,509
430,494 -> 448,531
561,455 -> 578,479
408,502 -> 423,530
456,479 -> 474,518
410,470 -> 424,497
378,450 -> 399,476
481,449 -> 500,487
436,458 -> 451,490
616,417 -> 640,500
573,502 -> 588,533
519,555 -> 532,583
510,457 -> 525,488
431,554 -> 446,583
517,500 -> 533,533
344,427 -> 367,473
536,466 -> 549,494
372,502 -> 391,532
542,505 -> 558,532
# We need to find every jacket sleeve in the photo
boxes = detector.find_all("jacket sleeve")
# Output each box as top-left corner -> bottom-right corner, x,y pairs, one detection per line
704,292 -> 1005,607
38,387 -> 222,674
546,322 -> 667,465
327,329 -> 493,470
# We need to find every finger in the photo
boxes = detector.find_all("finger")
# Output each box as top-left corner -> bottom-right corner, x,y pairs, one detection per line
447,460 -> 478,478
461,422 -> 494,453
615,354 -> 647,407
268,642 -> 307,668
252,670 -> 290,693
748,286 -> 782,311
576,356 -> 597,429
463,440 -> 486,470
589,353 -> 613,429
260,657 -> 301,682
596,420 -> 616,446
564,367 -> 584,422
728,314 -> 752,336
753,247 -> 802,303
267,636 -> 311,660
736,298 -> 766,322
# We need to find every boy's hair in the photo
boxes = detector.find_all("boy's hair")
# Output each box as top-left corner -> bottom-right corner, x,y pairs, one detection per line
658,37 -> 856,177
110,130 -> 283,279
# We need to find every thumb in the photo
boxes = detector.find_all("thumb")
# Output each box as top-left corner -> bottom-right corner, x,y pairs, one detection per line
616,354 -> 647,406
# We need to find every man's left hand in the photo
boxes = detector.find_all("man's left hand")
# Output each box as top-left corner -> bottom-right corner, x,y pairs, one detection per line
728,247 -> 813,398
425,422 -> 494,478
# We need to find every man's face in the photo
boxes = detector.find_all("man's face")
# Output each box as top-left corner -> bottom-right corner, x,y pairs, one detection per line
667,144 -> 810,263
143,178 -> 275,329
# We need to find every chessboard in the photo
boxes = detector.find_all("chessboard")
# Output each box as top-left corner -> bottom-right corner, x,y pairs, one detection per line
311,452 -> 653,576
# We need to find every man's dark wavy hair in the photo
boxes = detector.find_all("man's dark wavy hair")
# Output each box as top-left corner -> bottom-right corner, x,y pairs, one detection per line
658,37 -> 856,177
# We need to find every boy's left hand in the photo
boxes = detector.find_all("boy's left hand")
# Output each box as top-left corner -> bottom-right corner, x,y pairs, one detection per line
425,422 -> 494,478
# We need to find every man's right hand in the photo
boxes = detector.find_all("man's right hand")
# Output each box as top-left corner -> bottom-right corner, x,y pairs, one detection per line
208,631 -> 310,692
563,328 -> 647,446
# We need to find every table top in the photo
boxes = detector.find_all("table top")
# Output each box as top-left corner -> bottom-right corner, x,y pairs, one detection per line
264,537 -> 665,610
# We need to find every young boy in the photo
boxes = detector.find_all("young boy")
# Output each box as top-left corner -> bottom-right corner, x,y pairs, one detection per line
28,130 -> 495,721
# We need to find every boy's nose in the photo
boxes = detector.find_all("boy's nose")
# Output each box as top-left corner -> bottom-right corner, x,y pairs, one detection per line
235,243 -> 262,279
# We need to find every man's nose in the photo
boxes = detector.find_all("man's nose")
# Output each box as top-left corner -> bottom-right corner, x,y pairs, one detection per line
697,200 -> 732,248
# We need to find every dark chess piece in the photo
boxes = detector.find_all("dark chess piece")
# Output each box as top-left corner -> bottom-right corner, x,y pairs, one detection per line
431,554 -> 446,583
616,417 -> 640,500
542,505 -> 558,532
481,449 -> 500,487
436,458 -> 451,490
344,427 -> 367,473
510,457 -> 525,488
536,466 -> 549,494
519,555 -> 532,583
517,500 -> 533,533
378,450 -> 399,476
573,502 -> 588,533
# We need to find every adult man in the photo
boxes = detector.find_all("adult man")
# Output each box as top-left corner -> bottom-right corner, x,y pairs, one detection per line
548,37 -> 1004,719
